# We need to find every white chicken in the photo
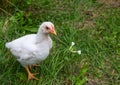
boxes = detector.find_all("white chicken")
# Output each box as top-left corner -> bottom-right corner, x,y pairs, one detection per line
5,22 -> 56,80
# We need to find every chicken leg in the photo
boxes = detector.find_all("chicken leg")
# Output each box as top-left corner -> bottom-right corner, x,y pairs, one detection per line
25,66 -> 39,80
29,64 -> 40,69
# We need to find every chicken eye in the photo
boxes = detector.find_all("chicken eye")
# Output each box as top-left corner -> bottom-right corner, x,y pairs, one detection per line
46,27 -> 49,30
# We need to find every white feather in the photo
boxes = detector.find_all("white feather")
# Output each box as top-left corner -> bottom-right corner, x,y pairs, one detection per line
5,22 -> 54,67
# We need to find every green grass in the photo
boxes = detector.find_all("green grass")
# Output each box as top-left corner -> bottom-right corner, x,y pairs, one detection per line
0,0 -> 120,85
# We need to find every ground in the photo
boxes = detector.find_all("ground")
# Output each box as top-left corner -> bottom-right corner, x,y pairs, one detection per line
0,0 -> 120,85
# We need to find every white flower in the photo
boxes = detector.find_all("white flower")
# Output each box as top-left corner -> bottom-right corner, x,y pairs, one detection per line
69,42 -> 81,55
71,42 -> 75,46
71,50 -> 81,55
77,50 -> 81,55
69,42 -> 75,50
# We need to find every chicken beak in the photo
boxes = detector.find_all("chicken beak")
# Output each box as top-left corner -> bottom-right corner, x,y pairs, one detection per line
50,29 -> 57,35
